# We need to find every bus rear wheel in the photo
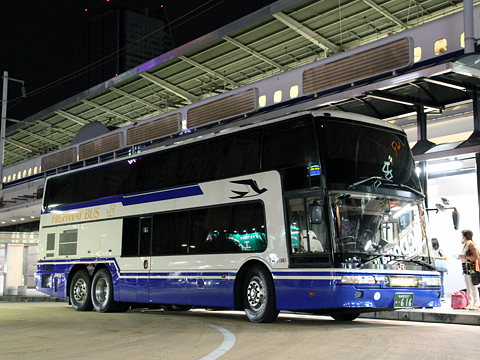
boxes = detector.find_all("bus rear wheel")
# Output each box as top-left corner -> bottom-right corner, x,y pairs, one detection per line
92,269 -> 118,313
70,270 -> 93,311
243,265 -> 279,323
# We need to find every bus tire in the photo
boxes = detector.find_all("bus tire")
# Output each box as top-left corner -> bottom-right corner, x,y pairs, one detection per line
70,270 -> 93,311
91,269 -> 117,313
243,265 -> 279,323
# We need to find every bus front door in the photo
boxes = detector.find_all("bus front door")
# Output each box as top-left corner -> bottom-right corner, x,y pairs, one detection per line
137,217 -> 152,303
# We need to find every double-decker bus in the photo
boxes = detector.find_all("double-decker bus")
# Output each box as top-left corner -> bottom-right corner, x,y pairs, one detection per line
35,110 -> 441,322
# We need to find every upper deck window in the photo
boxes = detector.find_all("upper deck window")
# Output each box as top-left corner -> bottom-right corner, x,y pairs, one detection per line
274,90 -> 282,104
434,39 -> 447,55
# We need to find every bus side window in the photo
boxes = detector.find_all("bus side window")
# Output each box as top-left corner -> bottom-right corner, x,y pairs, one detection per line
230,202 -> 266,252
262,119 -> 319,191
288,198 -> 306,253
152,211 -> 189,255
189,206 -> 231,254
288,197 -> 327,254
225,130 -> 262,177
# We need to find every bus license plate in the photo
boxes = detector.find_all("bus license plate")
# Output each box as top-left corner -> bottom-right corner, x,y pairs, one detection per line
394,293 -> 414,308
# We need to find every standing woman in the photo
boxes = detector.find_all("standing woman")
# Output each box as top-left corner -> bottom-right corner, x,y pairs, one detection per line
432,238 -> 448,302
459,229 -> 480,310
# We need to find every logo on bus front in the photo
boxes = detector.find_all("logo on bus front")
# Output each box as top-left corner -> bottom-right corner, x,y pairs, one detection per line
229,179 -> 267,199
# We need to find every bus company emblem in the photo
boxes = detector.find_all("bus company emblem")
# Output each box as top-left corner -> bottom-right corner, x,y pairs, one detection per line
229,179 -> 267,199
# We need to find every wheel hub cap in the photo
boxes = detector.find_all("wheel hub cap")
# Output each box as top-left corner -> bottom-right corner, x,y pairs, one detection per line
95,278 -> 108,304
247,276 -> 265,310
73,279 -> 87,302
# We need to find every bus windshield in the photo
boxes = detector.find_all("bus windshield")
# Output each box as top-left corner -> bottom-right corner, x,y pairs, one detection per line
319,120 -> 420,192
331,192 -> 433,270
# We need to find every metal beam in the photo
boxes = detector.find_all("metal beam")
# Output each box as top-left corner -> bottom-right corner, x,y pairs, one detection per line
8,118 -> 75,137
36,120 -> 76,137
5,138 -> 37,152
365,90 -> 444,110
82,100 -> 132,122
363,0 -> 408,30
223,36 -> 287,72
179,55 -> 239,87
139,73 -> 198,103
110,87 -> 158,110
272,12 -> 341,54
17,129 -> 63,147
55,110 -> 89,126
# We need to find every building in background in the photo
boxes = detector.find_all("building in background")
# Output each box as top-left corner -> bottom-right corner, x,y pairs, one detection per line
75,4 -> 173,92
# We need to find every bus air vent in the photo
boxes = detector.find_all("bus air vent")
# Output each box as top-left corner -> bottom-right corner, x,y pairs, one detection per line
41,148 -> 76,172
79,132 -> 122,161
58,229 -> 78,256
46,233 -> 55,251
303,38 -> 412,95
126,113 -> 181,146
187,88 -> 258,129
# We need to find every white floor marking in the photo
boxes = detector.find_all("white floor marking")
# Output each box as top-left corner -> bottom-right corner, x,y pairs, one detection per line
199,324 -> 236,360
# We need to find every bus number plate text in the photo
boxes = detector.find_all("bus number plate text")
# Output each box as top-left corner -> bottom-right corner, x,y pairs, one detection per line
394,293 -> 414,308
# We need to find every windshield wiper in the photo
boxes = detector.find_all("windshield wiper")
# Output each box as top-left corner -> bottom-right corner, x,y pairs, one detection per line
381,182 -> 425,198
390,254 -> 437,271
347,177 -> 425,198
347,176 -> 392,190
356,254 -> 388,269
407,258 -> 437,271
356,254 -> 436,270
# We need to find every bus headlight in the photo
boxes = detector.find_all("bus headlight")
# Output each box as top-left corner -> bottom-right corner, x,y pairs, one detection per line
341,275 -> 376,284
423,277 -> 441,286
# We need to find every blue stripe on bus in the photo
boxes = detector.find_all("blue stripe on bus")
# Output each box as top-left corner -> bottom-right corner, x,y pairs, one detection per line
121,185 -> 204,206
42,184 -> 204,214
36,261 -> 440,310
36,258 -> 233,278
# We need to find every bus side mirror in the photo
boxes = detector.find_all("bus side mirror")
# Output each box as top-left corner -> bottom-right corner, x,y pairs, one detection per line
452,208 -> 460,230
309,203 -> 323,224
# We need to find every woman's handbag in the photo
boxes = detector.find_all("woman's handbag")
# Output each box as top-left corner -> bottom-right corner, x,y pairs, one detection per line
471,271 -> 480,286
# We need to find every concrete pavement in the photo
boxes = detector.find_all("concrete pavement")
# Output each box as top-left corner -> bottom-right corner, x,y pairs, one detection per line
0,288 -> 67,302
1,289 -> 479,325
359,300 -> 480,326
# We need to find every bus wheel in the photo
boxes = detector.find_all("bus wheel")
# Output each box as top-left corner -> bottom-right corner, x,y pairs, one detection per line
243,265 -> 279,323
92,269 -> 117,313
70,270 -> 93,311
330,312 -> 360,321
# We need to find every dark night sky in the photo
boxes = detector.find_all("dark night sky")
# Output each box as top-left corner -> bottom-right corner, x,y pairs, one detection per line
0,0 -> 277,122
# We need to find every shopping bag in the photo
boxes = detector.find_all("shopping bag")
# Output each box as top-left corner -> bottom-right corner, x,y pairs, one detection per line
451,291 -> 468,309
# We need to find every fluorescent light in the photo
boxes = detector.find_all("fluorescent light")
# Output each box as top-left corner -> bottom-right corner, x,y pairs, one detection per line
428,160 -> 463,173
367,95 -> 414,106
423,78 -> 466,91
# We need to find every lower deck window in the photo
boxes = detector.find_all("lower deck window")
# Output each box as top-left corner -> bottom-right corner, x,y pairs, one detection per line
121,201 -> 266,257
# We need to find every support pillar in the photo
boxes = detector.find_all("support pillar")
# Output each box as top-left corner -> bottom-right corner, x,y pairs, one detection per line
464,0 -> 475,54
418,161 -> 428,208
476,153 -> 480,231
3,243 -> 25,295
411,106 -> 436,156
411,107 -> 435,201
